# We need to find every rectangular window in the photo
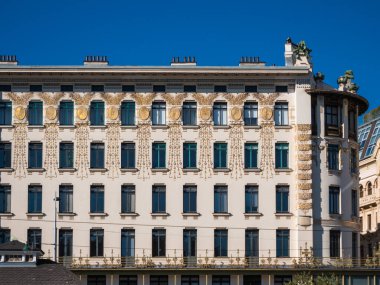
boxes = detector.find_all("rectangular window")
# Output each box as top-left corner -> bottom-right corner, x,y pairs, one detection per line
91,85 -> 104,92
325,105 -> 339,127
153,85 -> 166,92
183,185 -> 197,213
327,144 -> 339,170
368,214 -> 372,231
183,143 -> 197,168
0,229 -> 10,244
244,102 -> 258,126
348,109 -> 356,134
214,185 -> 228,213
59,142 -> 74,168
30,85 -> 42,92
214,143 -> 227,168
28,142 -> 43,168
0,142 -> 11,168
182,275 -> 199,285
329,186 -> 340,214
352,189 -> 358,217
213,102 -> 227,126
0,101 -> 12,125
352,233 -> 357,259
275,143 -> 289,169
351,148 -> 357,173
152,143 -> 166,168
245,229 -> 259,257
27,228 -> 42,250
274,276 -> 292,285
182,101 -> 197,126
28,185 -> 42,213
214,229 -> 228,257
90,101 -> 105,126
121,229 -> 135,257
245,85 -> 258,92
0,85 -> 11,91
90,185 -> 104,213
184,85 -> 196,92
244,143 -> 258,169
212,276 -> 230,285
152,185 -> 166,213
330,230 -> 340,258
276,186 -> 289,213
275,86 -> 288,93
87,275 -> 106,285
152,229 -> 166,257
59,101 -> 74,126
274,102 -> 289,126
59,229 -> 73,257
28,101 -> 43,125
60,85 -> 73,92
152,101 -> 166,125
0,185 -> 11,213
90,229 -> 104,257
121,185 -> 135,213
276,229 -> 289,257
245,185 -> 258,213
183,229 -> 197,258
122,85 -> 135,92
243,276 -> 261,285
59,185 -> 73,213
121,101 -> 135,126
121,143 -> 135,169
214,85 -> 227,92
120,276 -> 137,285
90,143 -> 105,169
151,276 -> 168,285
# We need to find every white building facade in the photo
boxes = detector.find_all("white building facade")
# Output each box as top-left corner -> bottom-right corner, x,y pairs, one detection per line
0,41 -> 373,284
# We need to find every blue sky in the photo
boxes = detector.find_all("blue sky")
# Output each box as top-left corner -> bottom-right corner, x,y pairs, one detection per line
1,0 -> 379,119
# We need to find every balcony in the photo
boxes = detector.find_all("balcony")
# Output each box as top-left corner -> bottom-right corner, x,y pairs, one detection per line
360,195 -> 378,208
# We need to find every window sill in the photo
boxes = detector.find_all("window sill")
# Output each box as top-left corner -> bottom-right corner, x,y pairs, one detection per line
27,168 -> 45,173
120,212 -> 139,216
183,168 -> 200,172
0,213 -> 14,217
213,125 -> 230,129
328,170 -> 341,175
58,212 -> 77,216
151,213 -> 170,217
28,125 -> 44,129
275,125 -> 292,129
152,125 -> 169,129
26,213 -> 45,217
213,168 -> 230,172
89,212 -> 108,217
244,125 -> 260,129
213,212 -> 232,217
120,168 -> 138,172
183,125 -> 199,129
182,212 -> 201,216
274,168 -> 293,173
244,212 -> 263,217
58,125 -> 75,128
121,125 -> 137,129
275,212 -> 293,217
244,168 -> 261,172
329,214 -> 342,219
89,168 -> 107,173
89,125 -> 106,129
0,168 -> 13,172
58,168 -> 76,173
151,168 -> 169,173
0,125 -> 13,128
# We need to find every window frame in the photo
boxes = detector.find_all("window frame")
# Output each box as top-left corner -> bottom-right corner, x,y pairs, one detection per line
120,101 -> 135,126
28,142 -> 43,169
213,102 -> 228,126
121,142 -> 136,169
183,142 -> 197,169
28,101 -> 43,126
275,143 -> 289,169
27,228 -> 42,250
121,185 -> 136,213
152,185 -> 166,213
28,185 -> 42,213
276,186 -> 289,213
90,101 -> 105,126
90,142 -> 105,169
330,230 -> 341,258
276,229 -> 289,257
244,143 -> 258,169
59,142 -> 74,169
90,185 -> 105,213
214,229 -> 228,257
90,229 -> 104,257
0,101 -> 12,125
59,184 -> 73,213
0,185 -> 11,214
245,185 -> 258,213
243,102 -> 258,126
59,101 -> 74,126
329,186 -> 340,215
152,229 -> 166,257
274,102 -> 289,126
183,185 -> 197,213
151,101 -> 166,125
152,142 -> 166,169
214,143 -> 227,169
327,144 -> 339,171
182,101 -> 197,126
214,185 -> 228,213
0,142 -> 11,168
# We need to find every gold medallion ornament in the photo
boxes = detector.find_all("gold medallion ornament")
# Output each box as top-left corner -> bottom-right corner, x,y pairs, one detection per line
14,106 -> 26,120
261,107 -> 273,121
230,107 -> 242,121
138,106 -> 150,121
46,106 -> 57,120
76,107 -> 88,120
107,106 -> 119,120
200,107 -> 212,120
169,107 -> 181,121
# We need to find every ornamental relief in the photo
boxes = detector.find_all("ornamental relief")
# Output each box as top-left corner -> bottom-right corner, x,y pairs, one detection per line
13,123 -> 28,178
106,123 -> 121,179
75,122 -> 89,179
44,123 -> 59,178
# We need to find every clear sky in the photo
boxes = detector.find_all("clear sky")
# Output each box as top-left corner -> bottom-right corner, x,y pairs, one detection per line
1,0 -> 379,119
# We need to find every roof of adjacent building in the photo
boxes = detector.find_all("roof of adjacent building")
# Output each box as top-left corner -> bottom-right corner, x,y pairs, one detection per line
358,112 -> 380,160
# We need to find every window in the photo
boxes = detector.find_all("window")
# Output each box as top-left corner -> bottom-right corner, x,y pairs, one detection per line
275,85 -> 288,93
245,86 -> 257,92
183,143 -> 197,168
182,101 -> 197,126
90,229 -> 104,257
151,276 -> 168,285
121,185 -> 135,213
91,85 -> 104,92
212,276 -> 230,285
274,276 -> 292,285
28,142 -> 42,168
59,185 -> 73,213
121,143 -> 135,168
27,229 -> 42,250
213,102 -> 227,126
274,102 -> 288,126
327,144 -> 339,170
0,229 -> 10,244
90,101 -> 105,126
30,85 -> 42,92
245,229 -> 259,257
152,143 -> 166,168
330,230 -> 340,258
0,185 -> 11,213
245,185 -> 258,213
90,185 -> 104,213
120,276 -> 137,285
276,229 -> 289,257
0,85 -> 11,92
214,85 -> 227,92
87,275 -> 106,285
368,214 -> 372,231
60,85 -> 73,92
152,185 -> 166,213
183,185 -> 197,213
59,229 -> 73,257
352,189 -> 358,217
364,121 -> 380,157
367,182 -> 372,195
59,142 -> 74,168
214,229 -> 228,257
243,102 -> 258,126
352,233 -> 357,259
90,143 -> 105,169
121,101 -> 135,126
153,85 -> 165,92
0,101 -> 11,125
214,143 -> 227,168
152,101 -> 166,125
325,105 -> 339,127
152,229 -> 166,257
359,185 -> 364,198
182,276 -> 199,285
28,185 -> 42,213
28,101 -> 43,125
244,143 -> 258,168
0,142 -> 11,168
275,143 -> 289,169
329,186 -> 340,214
214,186 -> 228,213
348,109 -> 356,135
122,85 -> 135,92
183,229 -> 197,258
184,85 -> 196,92
276,186 -> 289,213
243,276 -> 261,285
351,148 -> 357,173
59,101 -> 74,126
121,229 -> 135,257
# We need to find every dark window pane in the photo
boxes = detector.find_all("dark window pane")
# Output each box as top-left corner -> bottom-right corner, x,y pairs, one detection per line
244,102 -> 258,126
0,185 -> 11,213
121,101 -> 135,126
214,230 -> 228,257
87,275 -> 106,285
152,143 -> 166,168
121,185 -> 135,213
275,86 -> 288,93
0,229 -> 11,244
122,85 -> 135,92
245,186 -> 258,213
28,101 -> 43,125
276,230 -> 289,257
183,230 -> 197,258
212,276 -> 230,285
327,144 -> 339,170
330,230 -> 340,258
153,85 -> 166,92
59,142 -> 74,168
0,101 -> 12,125
28,142 -> 43,168
183,143 -> 197,168
182,102 -> 197,126
329,186 -> 340,214
0,85 -> 11,92
28,185 -> 42,213
244,143 -> 258,168
59,101 -> 74,125
120,275 -> 138,285
121,229 -> 135,257
152,229 -> 166,257
183,185 -> 197,213
213,102 -> 227,126
27,229 -> 42,250
90,229 -> 104,257
275,143 -> 288,168
90,101 -> 105,126
152,102 -> 166,125
184,85 -> 196,92
59,229 -> 73,257
214,143 -> 227,168
214,186 -> 228,213
121,143 -> 135,168
245,230 -> 259,257
0,143 -> 11,168
276,186 -> 289,213
214,85 -> 227,92
90,185 -> 104,213
245,86 -> 257,92
91,85 -> 104,92
30,85 -> 42,92
274,102 -> 288,126
152,186 -> 166,213
59,185 -> 73,213
90,143 -> 105,168
60,85 -> 73,92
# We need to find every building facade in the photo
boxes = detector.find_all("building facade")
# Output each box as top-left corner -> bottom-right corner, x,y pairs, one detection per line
0,40 -> 373,284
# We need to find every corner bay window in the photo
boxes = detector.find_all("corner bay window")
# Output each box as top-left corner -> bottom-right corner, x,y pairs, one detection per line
275,143 -> 289,169
152,229 -> 166,257
90,185 -> 104,213
28,142 -> 43,169
182,101 -> 197,125
59,101 -> 74,126
90,229 -> 104,257
121,142 -> 135,169
214,143 -> 227,168
28,185 -> 42,213
152,143 -> 166,169
276,229 -> 289,257
152,101 -> 166,125
121,101 -> 135,126
244,102 -> 258,126
214,186 -> 228,213
244,143 -> 258,169
152,185 -> 166,213
214,229 -> 228,257
90,143 -> 105,169
213,102 -> 227,126
90,101 -> 105,126
0,142 -> 11,168
28,101 -> 43,125
183,143 -> 196,168
0,101 -> 12,125
329,186 -> 340,214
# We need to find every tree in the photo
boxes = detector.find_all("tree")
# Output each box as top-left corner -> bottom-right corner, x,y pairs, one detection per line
315,273 -> 340,285
286,272 -> 313,285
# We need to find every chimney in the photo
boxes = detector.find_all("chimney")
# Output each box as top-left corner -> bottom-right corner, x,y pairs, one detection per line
284,37 -> 296,67
84,56 -> 109,66
170,56 -> 197,66
0,55 -> 18,65
239,56 -> 265,66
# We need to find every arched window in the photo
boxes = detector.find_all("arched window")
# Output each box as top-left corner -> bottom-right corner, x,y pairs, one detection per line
367,182 -> 372,196
360,185 -> 364,198
374,179 -> 378,190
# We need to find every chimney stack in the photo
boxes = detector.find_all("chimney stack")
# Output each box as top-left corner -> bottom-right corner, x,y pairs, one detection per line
84,56 -> 109,66
0,55 -> 18,65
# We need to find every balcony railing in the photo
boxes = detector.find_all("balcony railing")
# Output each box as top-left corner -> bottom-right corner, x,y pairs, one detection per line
360,194 -> 378,207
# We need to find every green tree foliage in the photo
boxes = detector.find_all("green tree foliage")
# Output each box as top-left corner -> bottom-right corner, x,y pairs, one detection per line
315,273 -> 340,285
286,272 -> 313,285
